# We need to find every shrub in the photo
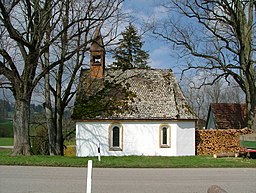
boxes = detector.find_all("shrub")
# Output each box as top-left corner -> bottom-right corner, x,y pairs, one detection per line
64,145 -> 76,157
0,120 -> 13,137
31,126 -> 49,155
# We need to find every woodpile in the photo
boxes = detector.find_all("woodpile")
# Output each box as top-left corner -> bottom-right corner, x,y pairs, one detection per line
196,128 -> 254,155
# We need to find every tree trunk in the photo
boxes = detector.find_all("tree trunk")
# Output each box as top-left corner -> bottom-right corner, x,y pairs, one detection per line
11,97 -> 31,156
56,107 -> 64,155
44,72 -> 57,155
54,0 -> 68,156
44,17 -> 57,155
246,93 -> 256,130
54,82 -> 64,155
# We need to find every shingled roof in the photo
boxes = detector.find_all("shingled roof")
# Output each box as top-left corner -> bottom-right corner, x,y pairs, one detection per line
206,103 -> 247,129
73,68 -> 196,120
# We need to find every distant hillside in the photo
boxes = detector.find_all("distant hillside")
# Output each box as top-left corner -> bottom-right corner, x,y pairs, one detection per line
0,100 -> 43,118
0,100 -> 44,137
0,100 -> 73,138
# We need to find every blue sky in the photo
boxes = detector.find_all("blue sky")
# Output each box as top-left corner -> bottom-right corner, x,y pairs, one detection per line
122,0 -> 178,71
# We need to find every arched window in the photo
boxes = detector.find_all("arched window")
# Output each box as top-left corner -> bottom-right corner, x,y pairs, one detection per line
109,123 -> 123,151
162,127 -> 168,145
160,125 -> 170,148
112,126 -> 120,147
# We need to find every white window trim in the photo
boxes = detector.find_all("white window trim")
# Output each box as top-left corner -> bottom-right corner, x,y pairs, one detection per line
109,123 -> 123,151
159,124 -> 171,148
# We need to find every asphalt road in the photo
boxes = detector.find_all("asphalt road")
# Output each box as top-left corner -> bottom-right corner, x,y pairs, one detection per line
0,166 -> 256,193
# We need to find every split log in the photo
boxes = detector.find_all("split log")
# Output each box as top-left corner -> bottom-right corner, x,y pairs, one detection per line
213,152 -> 239,158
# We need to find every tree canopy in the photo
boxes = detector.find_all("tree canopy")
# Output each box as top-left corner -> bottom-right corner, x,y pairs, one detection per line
111,23 -> 150,70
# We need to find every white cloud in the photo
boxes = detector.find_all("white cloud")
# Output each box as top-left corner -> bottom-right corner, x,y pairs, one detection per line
149,46 -> 174,69
123,1 -> 168,26
152,4 -> 169,20
151,45 -> 170,56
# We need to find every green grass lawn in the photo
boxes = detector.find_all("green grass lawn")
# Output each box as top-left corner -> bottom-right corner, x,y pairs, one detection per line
0,149 -> 256,168
0,138 -> 13,146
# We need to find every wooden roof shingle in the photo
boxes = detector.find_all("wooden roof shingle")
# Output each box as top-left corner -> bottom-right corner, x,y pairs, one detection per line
73,69 -> 196,120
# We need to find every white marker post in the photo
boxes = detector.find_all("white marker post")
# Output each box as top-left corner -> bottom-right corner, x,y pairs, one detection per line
98,144 -> 101,162
86,160 -> 92,193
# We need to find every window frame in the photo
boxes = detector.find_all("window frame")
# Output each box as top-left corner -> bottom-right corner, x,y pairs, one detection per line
109,123 -> 123,151
159,124 -> 171,148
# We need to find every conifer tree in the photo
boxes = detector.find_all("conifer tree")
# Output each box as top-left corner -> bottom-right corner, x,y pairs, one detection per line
112,24 -> 150,70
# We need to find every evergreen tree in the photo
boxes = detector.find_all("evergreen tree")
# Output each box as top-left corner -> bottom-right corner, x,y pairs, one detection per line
111,24 -> 150,70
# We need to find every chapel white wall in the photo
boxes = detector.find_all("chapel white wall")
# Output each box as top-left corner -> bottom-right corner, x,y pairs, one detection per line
76,121 -> 195,157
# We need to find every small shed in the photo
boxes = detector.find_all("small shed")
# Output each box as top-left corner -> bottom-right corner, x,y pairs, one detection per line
206,103 -> 247,129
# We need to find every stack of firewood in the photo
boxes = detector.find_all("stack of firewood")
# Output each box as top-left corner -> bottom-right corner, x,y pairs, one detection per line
196,128 -> 253,155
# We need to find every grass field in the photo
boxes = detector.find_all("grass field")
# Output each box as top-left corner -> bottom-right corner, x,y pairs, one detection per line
0,149 -> 256,168
0,138 -> 13,146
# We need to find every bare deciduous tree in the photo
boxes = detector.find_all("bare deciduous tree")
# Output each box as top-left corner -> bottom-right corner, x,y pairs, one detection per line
0,0 -> 124,155
182,75 -> 244,124
153,0 -> 256,129
44,0 -> 124,155
0,0 -> 55,155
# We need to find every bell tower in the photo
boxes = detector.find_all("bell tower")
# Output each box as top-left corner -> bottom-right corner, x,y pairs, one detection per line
90,26 -> 105,79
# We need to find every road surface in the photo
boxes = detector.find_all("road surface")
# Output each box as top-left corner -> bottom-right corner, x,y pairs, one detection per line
0,166 -> 256,193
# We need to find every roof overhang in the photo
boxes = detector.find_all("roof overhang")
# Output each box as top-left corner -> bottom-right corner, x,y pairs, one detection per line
74,118 -> 197,123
